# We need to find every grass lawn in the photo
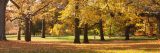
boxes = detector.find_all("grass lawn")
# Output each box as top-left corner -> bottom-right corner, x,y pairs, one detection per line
0,35 -> 159,53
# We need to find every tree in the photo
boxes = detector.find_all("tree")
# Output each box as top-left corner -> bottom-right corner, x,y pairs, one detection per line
61,0 -> 107,42
60,0 -> 81,43
8,0 -> 24,40
83,24 -> 89,43
131,0 -> 160,38
151,0 -> 160,39
125,24 -> 135,40
9,0 -> 53,42
17,20 -> 22,40
0,0 -> 9,40
35,0 -> 69,38
41,18 -> 46,38
99,19 -> 105,41
74,18 -> 81,43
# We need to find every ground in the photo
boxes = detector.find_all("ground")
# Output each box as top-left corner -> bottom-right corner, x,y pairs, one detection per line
0,35 -> 159,53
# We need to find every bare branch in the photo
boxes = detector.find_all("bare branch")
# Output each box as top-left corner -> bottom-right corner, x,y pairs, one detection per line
10,17 -> 24,22
10,0 -> 20,9
32,3 -> 51,16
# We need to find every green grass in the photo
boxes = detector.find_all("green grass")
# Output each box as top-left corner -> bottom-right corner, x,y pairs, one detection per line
6,35 -> 157,41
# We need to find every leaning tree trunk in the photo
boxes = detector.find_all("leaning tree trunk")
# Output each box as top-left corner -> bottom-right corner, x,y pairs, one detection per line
0,0 -> 9,41
83,24 -> 89,43
41,19 -> 46,38
99,19 -> 105,41
74,18 -> 81,43
24,17 -> 31,42
17,27 -> 21,40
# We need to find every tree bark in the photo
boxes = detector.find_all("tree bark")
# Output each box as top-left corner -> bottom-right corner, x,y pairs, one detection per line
17,27 -> 21,40
125,26 -> 130,40
29,20 -> 32,39
24,17 -> 31,42
156,17 -> 160,39
125,24 -> 134,40
41,19 -> 46,38
109,22 -> 112,38
0,0 -> 9,41
74,18 -> 81,43
83,24 -> 89,43
99,19 -> 105,41
147,18 -> 154,36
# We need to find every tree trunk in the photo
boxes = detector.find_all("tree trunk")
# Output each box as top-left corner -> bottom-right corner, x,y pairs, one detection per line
109,22 -> 112,38
144,21 -> 147,35
149,24 -> 154,36
125,24 -> 134,40
83,24 -> 89,43
74,18 -> 80,43
99,19 -> 105,41
0,0 -> 9,41
33,31 -> 36,37
147,18 -> 154,36
125,26 -> 130,40
156,18 -> 160,39
25,17 -> 31,42
17,27 -> 21,40
29,20 -> 32,39
41,19 -> 46,38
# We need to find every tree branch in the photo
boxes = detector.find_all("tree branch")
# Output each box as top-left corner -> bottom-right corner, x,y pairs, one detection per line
10,0 -> 20,9
32,3 -> 51,16
10,17 -> 24,22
